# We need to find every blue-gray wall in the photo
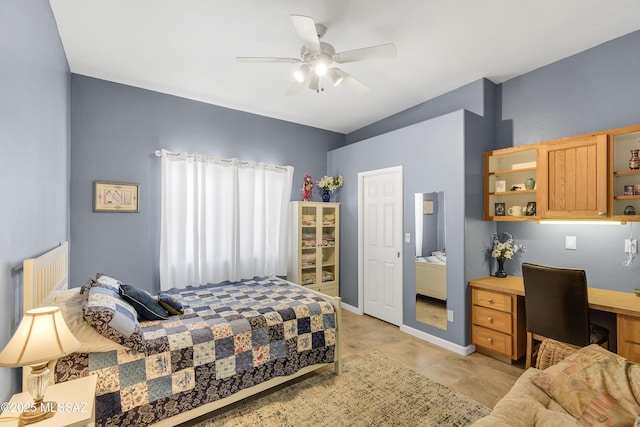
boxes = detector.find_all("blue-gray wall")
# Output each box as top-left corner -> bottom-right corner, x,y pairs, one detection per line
0,0 -> 70,400
69,75 -> 345,291
331,92 -> 495,346
3,1 -> 640,401
496,30 -> 640,292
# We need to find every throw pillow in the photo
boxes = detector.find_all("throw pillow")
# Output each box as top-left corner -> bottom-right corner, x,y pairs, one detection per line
530,344 -> 640,426
119,284 -> 169,321
157,293 -> 184,315
81,280 -> 146,353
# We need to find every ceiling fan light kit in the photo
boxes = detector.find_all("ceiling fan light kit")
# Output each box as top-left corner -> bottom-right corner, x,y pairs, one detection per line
237,14 -> 397,95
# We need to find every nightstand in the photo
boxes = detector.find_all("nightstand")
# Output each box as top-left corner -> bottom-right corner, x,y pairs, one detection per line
0,375 -> 97,427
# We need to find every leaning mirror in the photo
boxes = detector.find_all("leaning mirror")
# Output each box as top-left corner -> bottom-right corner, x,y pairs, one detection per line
414,191 -> 447,330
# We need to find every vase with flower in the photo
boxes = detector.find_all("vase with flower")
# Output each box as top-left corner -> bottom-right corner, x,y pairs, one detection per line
317,175 -> 344,202
490,232 -> 525,278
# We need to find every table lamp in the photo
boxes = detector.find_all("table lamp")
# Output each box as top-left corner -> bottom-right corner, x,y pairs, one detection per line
0,306 -> 80,425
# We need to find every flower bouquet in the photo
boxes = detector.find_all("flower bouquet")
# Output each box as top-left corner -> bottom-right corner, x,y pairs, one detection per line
317,175 -> 344,202
490,232 -> 525,278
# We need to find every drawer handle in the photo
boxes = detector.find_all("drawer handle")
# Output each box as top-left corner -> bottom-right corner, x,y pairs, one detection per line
487,338 -> 493,343
487,298 -> 493,303
487,317 -> 493,323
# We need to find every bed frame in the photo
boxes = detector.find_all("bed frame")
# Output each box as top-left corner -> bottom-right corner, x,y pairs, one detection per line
23,241 -> 342,426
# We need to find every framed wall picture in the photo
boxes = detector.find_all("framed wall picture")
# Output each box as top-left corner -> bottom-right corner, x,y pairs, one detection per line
526,201 -> 537,216
94,181 -> 139,212
423,200 -> 434,214
494,202 -> 506,216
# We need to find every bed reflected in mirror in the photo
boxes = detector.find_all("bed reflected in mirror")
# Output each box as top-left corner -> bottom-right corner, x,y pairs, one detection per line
414,192 -> 447,330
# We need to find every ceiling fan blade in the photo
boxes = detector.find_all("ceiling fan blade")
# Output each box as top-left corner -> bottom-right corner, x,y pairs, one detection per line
339,71 -> 369,95
286,81 -> 305,96
290,15 -> 321,52
334,43 -> 397,63
236,57 -> 301,64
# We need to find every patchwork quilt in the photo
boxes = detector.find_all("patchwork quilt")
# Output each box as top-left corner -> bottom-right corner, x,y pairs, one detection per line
54,277 -> 337,426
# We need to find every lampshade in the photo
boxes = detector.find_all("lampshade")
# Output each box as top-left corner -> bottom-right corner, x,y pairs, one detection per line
0,306 -> 80,367
293,64 -> 310,83
314,61 -> 328,77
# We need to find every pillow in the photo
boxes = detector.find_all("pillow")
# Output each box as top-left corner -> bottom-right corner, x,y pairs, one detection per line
158,293 -> 184,315
119,284 -> 169,321
530,344 -> 640,426
41,288 -> 125,353
95,273 -> 124,293
82,280 -> 146,353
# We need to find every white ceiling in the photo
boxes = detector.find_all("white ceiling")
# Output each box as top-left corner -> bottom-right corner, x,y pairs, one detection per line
49,0 -> 640,134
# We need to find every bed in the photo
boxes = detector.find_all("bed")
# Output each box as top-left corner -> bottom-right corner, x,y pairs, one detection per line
22,242 -> 342,426
415,256 -> 446,301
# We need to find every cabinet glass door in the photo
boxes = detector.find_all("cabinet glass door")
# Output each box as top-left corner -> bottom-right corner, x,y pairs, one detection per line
320,205 -> 337,284
300,205 -> 318,285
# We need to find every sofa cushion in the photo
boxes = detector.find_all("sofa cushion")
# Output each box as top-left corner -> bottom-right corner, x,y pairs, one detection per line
470,368 -> 581,426
530,344 -> 640,426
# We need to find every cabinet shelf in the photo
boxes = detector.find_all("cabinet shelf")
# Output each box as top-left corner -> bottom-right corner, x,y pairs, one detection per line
489,167 -> 536,176
614,169 -> 640,176
490,190 -> 536,196
490,216 -> 540,222
615,195 -> 640,200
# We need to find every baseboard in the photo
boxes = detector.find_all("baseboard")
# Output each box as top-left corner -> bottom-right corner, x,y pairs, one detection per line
400,324 -> 476,356
340,302 -> 362,314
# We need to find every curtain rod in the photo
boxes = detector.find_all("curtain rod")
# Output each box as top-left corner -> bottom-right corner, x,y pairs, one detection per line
155,149 -> 290,171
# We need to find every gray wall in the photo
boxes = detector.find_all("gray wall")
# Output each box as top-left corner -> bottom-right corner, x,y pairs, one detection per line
0,0 -> 70,400
69,75 -> 345,291
496,30 -> 640,294
328,110 -> 493,346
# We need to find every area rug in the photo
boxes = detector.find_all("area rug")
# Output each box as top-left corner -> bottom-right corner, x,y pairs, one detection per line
190,352 -> 490,426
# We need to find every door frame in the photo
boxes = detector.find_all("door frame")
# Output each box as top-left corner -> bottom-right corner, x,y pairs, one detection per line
357,165 -> 404,315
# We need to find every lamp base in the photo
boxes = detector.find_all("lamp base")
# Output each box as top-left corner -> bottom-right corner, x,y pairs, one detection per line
19,401 -> 56,426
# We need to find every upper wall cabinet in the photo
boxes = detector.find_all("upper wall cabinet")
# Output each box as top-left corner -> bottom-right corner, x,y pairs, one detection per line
484,146 -> 539,221
484,124 -> 640,222
537,134 -> 608,219
610,125 -> 640,220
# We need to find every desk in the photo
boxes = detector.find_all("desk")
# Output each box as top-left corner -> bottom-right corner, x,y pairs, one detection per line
469,276 -> 640,364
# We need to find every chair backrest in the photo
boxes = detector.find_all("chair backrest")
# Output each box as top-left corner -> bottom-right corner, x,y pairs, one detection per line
521,262 -> 591,346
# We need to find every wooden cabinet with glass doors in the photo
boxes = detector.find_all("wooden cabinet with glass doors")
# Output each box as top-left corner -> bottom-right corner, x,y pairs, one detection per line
288,202 -> 340,297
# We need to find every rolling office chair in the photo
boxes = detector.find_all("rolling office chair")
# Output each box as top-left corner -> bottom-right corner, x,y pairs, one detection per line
521,262 -> 609,369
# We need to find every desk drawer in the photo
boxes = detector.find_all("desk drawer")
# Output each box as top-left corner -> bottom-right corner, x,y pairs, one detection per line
472,289 -> 512,313
618,315 -> 640,343
473,306 -> 512,334
472,325 -> 512,356
618,315 -> 640,364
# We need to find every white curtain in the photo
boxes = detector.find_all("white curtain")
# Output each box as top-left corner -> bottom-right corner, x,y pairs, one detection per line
159,150 -> 294,290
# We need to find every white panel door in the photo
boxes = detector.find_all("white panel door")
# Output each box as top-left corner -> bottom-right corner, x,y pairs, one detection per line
362,168 -> 403,325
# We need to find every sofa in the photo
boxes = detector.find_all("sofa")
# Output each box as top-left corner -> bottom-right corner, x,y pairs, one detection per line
471,340 -> 640,426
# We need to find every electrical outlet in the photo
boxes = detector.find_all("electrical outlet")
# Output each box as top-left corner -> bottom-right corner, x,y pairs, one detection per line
626,238 -> 638,254
565,236 -> 577,250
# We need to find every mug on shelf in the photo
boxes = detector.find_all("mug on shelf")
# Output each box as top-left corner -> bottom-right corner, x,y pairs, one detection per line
508,206 -> 525,216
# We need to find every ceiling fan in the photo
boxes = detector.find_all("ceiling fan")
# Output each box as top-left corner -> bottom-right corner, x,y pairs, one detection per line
236,15 -> 397,95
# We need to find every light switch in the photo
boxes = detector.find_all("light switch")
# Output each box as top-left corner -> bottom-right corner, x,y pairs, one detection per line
565,235 -> 577,250
405,233 -> 411,243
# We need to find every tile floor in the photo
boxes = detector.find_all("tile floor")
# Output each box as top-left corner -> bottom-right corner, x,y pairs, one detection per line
339,309 -> 525,409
